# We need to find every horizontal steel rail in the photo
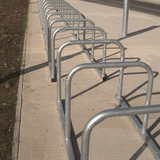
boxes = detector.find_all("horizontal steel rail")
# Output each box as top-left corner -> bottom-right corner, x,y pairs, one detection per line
81,105 -> 160,160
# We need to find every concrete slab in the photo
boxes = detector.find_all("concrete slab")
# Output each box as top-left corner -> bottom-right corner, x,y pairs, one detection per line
13,0 -> 160,159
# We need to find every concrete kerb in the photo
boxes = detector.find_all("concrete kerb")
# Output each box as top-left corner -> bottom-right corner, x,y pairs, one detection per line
11,4 -> 29,160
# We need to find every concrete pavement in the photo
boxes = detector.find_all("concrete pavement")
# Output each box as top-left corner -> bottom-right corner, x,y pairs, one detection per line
12,0 -> 160,159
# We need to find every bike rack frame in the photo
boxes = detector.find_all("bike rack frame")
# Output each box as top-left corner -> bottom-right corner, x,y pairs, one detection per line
39,0 -> 71,29
38,0 -> 82,45
47,19 -> 95,60
45,12 -> 84,49
81,105 -> 160,160
56,61 -> 157,160
45,9 -> 80,32
57,39 -> 124,101
38,0 -> 112,82
51,27 -> 107,81
37,0 -> 160,159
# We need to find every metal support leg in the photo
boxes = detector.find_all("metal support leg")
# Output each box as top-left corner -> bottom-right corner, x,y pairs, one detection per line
122,0 -> 130,37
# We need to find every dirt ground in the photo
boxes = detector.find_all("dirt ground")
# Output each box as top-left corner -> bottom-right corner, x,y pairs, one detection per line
0,0 -> 28,159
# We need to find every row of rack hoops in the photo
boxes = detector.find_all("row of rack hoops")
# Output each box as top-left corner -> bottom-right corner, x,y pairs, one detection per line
37,0 -> 160,159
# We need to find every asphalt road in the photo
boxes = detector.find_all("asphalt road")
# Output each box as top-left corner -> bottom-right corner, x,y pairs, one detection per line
81,0 -> 160,16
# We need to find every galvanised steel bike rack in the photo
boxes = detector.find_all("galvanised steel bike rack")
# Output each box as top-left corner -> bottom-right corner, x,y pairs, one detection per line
38,0 -> 113,82
51,27 -> 107,81
47,18 -> 92,57
57,39 -> 125,101
45,10 -> 80,46
57,61 -> 160,160
38,0 -> 80,45
81,105 -> 160,160
38,0 -> 70,28
40,0 -> 71,20
56,39 -> 124,159
37,0 -> 160,159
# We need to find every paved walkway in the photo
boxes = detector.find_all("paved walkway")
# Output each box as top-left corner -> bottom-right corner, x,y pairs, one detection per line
137,0 -> 160,4
12,0 -> 160,159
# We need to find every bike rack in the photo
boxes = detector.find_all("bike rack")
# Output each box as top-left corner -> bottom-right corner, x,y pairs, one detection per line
45,10 -> 80,46
56,39 -> 124,159
38,0 -> 80,45
50,27 -> 107,81
47,18 -> 93,57
57,39 -> 125,101
57,61 -> 160,160
44,11 -> 85,55
38,0 -> 114,82
81,105 -> 160,160
37,0 -> 160,159
38,0 -> 69,28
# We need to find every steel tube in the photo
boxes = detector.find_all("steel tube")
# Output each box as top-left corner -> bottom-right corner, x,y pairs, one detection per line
64,61 -> 152,140
44,4 -> 71,14
44,12 -> 83,57
122,0 -> 130,37
45,9 -> 79,41
81,105 -> 160,160
66,61 -> 153,141
91,30 -> 95,62
46,12 -> 83,42
77,15 -> 80,40
57,39 -> 122,102
72,14 -> 75,34
43,0 -> 66,7
42,1 -> 70,26
52,27 -> 106,80
48,18 -> 94,63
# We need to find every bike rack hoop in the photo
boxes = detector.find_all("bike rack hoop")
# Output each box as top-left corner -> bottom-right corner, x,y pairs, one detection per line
47,19 -> 95,63
57,61 -> 154,160
81,105 -> 160,160
45,12 -> 84,45
64,61 -> 153,140
50,27 -> 108,81
57,39 -> 125,102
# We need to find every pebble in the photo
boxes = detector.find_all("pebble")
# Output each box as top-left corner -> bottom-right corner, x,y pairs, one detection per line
11,67 -> 16,70
2,103 -> 5,106
5,83 -> 11,89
